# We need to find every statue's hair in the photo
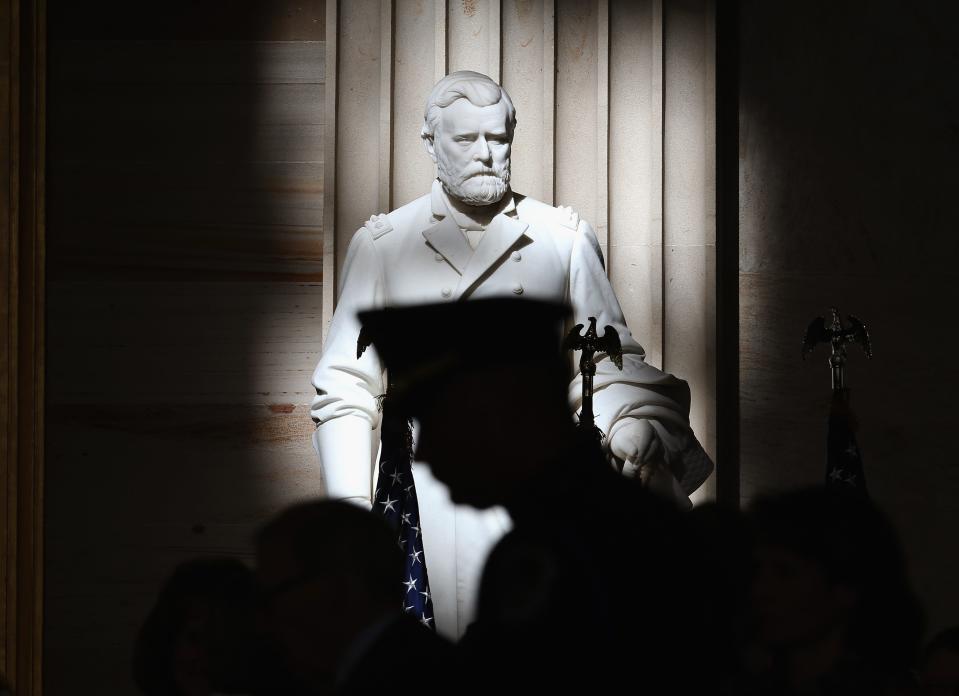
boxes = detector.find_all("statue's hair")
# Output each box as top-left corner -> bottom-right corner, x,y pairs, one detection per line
421,71 -> 517,141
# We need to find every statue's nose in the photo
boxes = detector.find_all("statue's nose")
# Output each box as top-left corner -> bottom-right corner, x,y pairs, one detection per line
474,137 -> 492,162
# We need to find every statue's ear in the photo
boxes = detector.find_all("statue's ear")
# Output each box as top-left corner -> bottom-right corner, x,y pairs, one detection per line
423,133 -> 437,163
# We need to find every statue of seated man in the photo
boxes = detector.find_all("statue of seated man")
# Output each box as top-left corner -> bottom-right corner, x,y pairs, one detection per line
310,70 -> 712,639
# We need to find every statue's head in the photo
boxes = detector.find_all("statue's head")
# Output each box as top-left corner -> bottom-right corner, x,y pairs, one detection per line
421,71 -> 517,206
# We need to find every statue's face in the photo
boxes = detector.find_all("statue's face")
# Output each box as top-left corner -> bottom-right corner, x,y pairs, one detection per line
428,98 -> 511,206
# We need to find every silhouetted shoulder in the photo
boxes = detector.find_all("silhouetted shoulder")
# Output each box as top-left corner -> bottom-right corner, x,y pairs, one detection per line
338,613 -> 454,696
476,528 -> 564,628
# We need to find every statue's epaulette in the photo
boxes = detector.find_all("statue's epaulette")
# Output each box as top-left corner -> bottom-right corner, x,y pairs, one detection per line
364,213 -> 393,239
557,205 -> 580,230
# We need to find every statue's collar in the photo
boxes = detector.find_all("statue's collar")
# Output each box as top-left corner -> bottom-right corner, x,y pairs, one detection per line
429,179 -> 517,226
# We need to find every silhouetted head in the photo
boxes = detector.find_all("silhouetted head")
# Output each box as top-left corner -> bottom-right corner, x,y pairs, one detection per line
920,626 -> 959,695
255,501 -> 403,692
133,557 -> 256,696
748,487 -> 922,672
359,298 -> 574,509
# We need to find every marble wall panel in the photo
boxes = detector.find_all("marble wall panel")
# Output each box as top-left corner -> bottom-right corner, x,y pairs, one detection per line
333,0 -> 388,281
554,0 -> 601,252
663,0 -> 716,499
392,0 -> 446,208
608,0 -> 663,366
448,0 -> 501,80
501,0 -> 554,203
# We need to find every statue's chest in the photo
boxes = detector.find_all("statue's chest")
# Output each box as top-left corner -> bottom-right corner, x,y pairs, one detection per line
382,228 -> 568,304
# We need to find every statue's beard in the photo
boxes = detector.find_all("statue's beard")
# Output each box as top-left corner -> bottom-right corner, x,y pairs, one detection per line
436,155 -> 510,206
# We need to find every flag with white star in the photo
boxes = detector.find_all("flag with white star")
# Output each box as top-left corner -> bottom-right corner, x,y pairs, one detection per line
825,389 -> 867,495
372,398 -> 436,629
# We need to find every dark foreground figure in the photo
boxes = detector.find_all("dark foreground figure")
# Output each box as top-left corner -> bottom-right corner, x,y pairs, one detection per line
919,627 -> 959,695
255,501 -> 454,695
359,297 -> 717,693
133,557 -> 257,696
462,430 -> 715,692
733,487 -> 923,695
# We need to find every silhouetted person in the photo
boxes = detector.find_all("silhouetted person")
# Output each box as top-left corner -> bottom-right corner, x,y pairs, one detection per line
255,501 -> 453,695
919,627 -> 959,696
688,501 -> 759,694
358,297 -> 716,693
133,557 -> 257,696
743,487 -> 922,695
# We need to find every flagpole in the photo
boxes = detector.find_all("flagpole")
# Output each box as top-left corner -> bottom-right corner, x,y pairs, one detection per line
802,308 -> 872,494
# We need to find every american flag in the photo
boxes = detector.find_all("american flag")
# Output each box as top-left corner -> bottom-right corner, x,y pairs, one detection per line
372,400 -> 435,629
825,390 -> 867,495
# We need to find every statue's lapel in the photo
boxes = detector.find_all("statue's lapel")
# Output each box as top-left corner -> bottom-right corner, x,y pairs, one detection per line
421,215 -> 473,275
455,214 -> 529,299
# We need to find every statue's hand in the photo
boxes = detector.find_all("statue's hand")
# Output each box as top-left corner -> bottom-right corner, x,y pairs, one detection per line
608,419 -> 665,481
609,420 -> 693,509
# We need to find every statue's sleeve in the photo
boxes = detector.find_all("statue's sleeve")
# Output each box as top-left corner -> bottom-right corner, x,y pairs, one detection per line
567,219 -> 712,494
310,227 -> 386,504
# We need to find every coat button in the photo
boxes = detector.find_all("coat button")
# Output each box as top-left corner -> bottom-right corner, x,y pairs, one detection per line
511,251 -> 522,262
441,287 -> 452,298
434,252 -> 444,262
512,283 -> 524,295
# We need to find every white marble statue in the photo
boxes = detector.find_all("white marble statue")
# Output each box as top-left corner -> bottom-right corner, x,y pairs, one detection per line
310,71 -> 712,639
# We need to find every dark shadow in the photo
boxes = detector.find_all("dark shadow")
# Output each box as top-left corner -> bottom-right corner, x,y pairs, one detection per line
739,486 -> 922,694
45,2 -> 325,692
737,0 -> 959,631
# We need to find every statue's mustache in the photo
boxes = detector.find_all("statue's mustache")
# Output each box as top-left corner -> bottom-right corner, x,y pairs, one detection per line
459,166 -> 506,182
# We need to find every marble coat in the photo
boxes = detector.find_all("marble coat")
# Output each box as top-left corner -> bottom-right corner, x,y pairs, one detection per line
310,180 -> 712,638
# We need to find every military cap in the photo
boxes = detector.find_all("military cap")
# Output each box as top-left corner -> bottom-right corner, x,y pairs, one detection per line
357,297 -> 570,410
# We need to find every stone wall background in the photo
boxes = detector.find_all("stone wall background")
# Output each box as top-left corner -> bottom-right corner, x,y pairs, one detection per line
739,0 -> 959,634
44,3 -> 325,692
